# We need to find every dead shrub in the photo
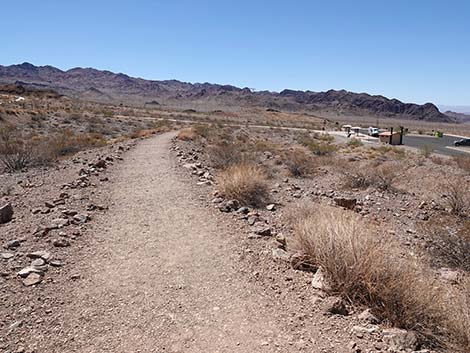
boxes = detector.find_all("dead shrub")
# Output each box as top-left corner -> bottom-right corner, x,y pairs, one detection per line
208,141 -> 244,169
342,162 -> 398,191
292,205 -> 468,348
217,163 -> 269,207
177,128 -> 196,141
453,155 -> 470,173
346,138 -> 363,148
442,180 -> 469,217
0,125 -> 32,171
282,148 -> 317,177
424,218 -> 470,271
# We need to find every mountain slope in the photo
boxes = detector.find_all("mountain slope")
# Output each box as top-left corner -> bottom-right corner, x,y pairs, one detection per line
0,62 -> 454,122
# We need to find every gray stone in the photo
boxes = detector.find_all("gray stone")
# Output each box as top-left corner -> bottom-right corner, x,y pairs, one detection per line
357,308 -> 379,324
254,227 -> 272,236
311,267 -> 331,291
31,258 -> 46,267
4,239 -> 20,249
272,248 -> 290,261
53,238 -> 71,247
323,296 -> 348,316
17,266 -> 44,278
22,273 -> 42,286
382,328 -> 418,351
1,252 -> 14,259
50,218 -> 69,229
27,251 -> 51,261
0,203 -> 13,224
266,204 -> 276,211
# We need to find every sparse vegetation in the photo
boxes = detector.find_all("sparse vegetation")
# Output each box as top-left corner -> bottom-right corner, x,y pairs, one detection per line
442,180 -> 469,217
346,138 -> 363,148
419,144 -> 433,158
292,205 -> 469,349
217,163 -> 269,207
282,148 -> 317,177
177,127 -> 197,141
342,162 -> 398,190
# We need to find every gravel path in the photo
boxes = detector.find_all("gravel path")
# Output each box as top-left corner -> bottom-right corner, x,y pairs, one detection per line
44,132 -> 306,352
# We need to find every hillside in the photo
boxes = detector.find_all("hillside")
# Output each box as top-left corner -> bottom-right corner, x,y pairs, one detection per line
0,62 -> 454,122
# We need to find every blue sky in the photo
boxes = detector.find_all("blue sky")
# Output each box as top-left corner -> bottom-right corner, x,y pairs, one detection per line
1,0 -> 469,107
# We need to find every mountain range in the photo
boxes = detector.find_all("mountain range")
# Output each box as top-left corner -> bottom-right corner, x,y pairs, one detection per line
0,62 -> 456,123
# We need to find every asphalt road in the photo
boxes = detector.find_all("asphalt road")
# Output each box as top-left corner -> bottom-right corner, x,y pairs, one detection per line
402,134 -> 469,156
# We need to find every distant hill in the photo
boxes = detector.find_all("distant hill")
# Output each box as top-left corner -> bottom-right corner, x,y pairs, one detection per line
0,62 -> 455,123
444,110 -> 470,123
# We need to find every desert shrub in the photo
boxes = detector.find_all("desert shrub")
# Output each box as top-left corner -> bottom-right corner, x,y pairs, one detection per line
0,125 -> 32,171
346,138 -> 363,148
441,180 -> 469,217
177,128 -> 196,141
217,163 -> 269,207
453,155 -> 470,173
193,123 -> 218,140
292,205 -> 468,348
208,141 -> 244,169
342,162 -> 398,190
49,130 -> 106,156
295,131 -> 313,147
419,145 -> 433,158
313,132 -> 335,142
308,141 -> 337,156
282,148 -> 317,177
424,218 -> 470,271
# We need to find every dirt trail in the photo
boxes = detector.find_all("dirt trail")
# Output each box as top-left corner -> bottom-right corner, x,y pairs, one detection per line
42,132 -> 312,353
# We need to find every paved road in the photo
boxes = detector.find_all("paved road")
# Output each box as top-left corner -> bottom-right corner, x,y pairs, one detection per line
402,134 -> 468,156
357,128 -> 469,156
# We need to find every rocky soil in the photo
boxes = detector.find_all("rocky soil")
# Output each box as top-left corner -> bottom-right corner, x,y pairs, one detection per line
1,128 -> 467,352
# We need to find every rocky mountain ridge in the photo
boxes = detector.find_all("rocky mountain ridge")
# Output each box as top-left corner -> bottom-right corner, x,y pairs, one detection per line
0,62 -> 454,122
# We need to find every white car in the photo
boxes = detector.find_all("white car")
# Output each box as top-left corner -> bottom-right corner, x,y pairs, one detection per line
368,127 -> 380,137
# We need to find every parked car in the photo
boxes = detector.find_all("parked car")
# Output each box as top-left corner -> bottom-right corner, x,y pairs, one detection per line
454,138 -> 470,147
368,127 -> 380,137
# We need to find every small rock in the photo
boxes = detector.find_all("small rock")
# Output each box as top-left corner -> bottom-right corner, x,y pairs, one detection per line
0,203 -> 14,224
22,273 -> 42,286
226,199 -> 240,210
311,267 -> 331,291
323,296 -> 348,316
27,251 -> 51,261
212,197 -> 224,204
382,328 -> 418,351
94,159 -> 107,168
334,197 -> 357,210
272,248 -> 290,261
254,227 -> 272,236
18,266 -> 44,278
357,308 -> 379,324
266,204 -> 276,211
31,258 -> 46,267
247,216 -> 258,226
49,259 -> 63,267
53,239 -> 71,247
4,239 -> 20,249
237,207 -> 250,214
50,218 -> 69,229
1,252 -> 14,260
44,201 -> 55,209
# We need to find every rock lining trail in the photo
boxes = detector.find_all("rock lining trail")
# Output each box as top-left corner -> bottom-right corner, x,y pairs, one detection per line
41,132 -> 314,353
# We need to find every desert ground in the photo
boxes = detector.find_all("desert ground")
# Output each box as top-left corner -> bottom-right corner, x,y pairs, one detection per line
1,90 -> 469,353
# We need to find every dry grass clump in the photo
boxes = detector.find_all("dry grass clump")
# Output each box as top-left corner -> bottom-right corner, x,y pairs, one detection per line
424,218 -> 470,271
453,155 -> 470,173
0,125 -> 32,171
342,162 -> 398,190
0,126 -> 107,172
217,163 -> 269,207
346,138 -> 363,148
177,127 -> 196,141
282,148 -> 317,177
292,205 -> 469,349
208,141 -> 245,169
442,180 -> 469,217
